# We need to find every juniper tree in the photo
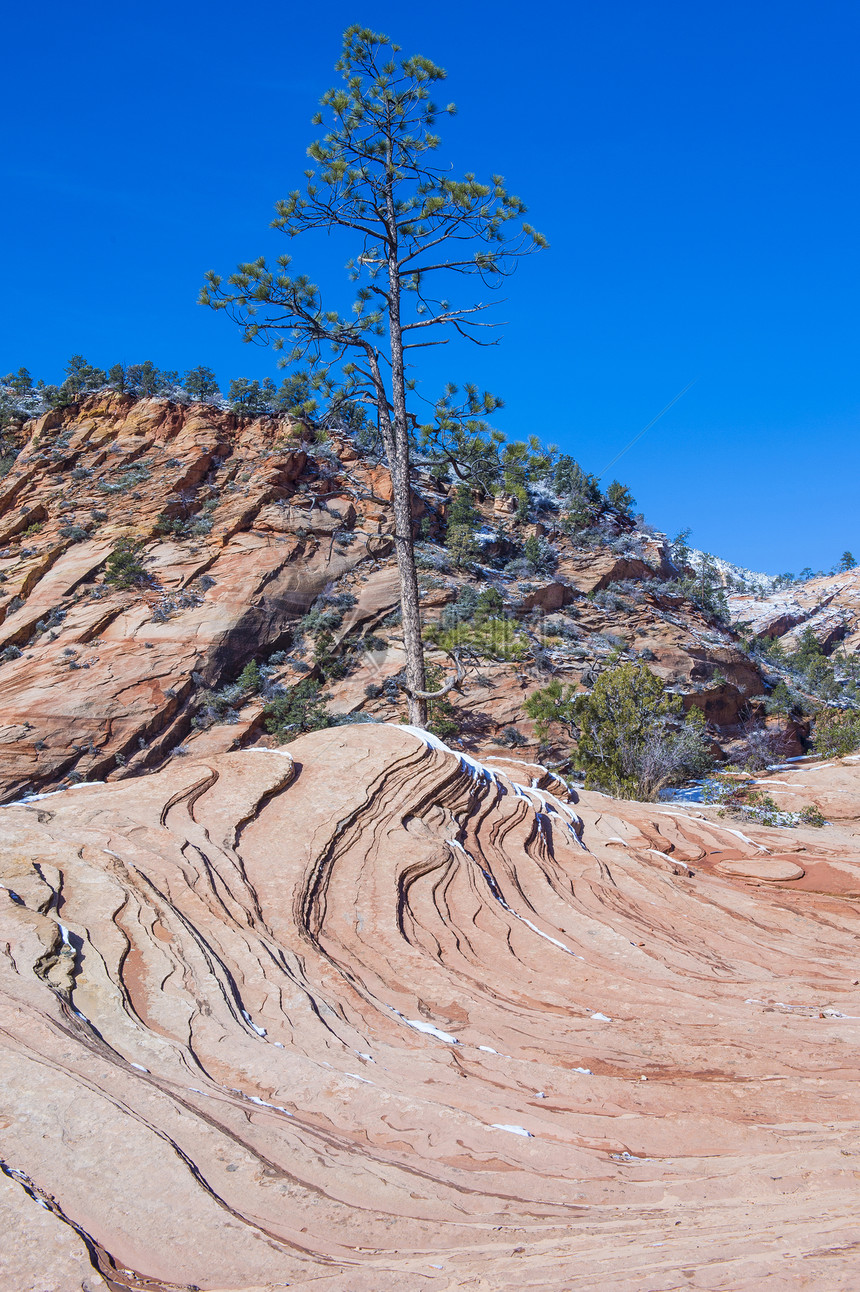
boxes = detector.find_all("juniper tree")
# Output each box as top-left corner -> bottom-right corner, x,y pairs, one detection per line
200,25 -> 546,725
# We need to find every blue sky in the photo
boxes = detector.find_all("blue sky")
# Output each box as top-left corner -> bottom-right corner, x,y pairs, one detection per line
2,0 -> 858,574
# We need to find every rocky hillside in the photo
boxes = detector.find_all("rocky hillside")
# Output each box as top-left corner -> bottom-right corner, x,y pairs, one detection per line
2,722 -> 859,1289
730,567 -> 860,653
0,393 -> 809,803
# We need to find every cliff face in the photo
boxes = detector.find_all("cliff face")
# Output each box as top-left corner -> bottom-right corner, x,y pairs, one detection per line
0,394 -> 782,803
2,724 -> 858,1289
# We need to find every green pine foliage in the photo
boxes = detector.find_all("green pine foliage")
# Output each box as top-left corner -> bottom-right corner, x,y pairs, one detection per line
424,614 -> 527,662
444,484 -> 482,568
126,362 -> 179,398
523,677 -> 578,742
424,663 -> 459,741
446,524 -> 480,569
236,660 -> 263,693
606,480 -> 635,515
447,484 -> 481,530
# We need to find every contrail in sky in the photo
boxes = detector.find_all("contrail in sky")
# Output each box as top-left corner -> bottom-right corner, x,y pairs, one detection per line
597,377 -> 699,478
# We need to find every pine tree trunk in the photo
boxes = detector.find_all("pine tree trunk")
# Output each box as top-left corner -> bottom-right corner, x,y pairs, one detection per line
389,446 -> 428,727
385,223 -> 428,727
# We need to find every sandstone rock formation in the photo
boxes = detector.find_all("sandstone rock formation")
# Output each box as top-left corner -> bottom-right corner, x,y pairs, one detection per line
2,725 -> 859,1290
0,395 -> 776,803
729,567 -> 860,653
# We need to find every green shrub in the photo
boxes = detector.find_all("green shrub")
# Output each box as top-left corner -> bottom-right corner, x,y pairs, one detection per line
424,664 -> 459,741
813,708 -> 860,758
263,679 -> 332,742
104,538 -> 149,588
523,677 -> 578,743
606,479 -> 635,515
798,803 -> 826,827
446,522 -> 480,568
565,661 -> 711,799
236,660 -> 263,694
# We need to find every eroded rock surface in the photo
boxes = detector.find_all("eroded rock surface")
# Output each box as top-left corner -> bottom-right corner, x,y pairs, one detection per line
2,725 -> 859,1290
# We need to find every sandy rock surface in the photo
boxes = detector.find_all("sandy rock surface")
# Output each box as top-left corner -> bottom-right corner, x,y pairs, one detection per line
2,724 -> 859,1290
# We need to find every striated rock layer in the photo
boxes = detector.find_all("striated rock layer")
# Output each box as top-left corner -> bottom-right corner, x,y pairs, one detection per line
2,725 -> 859,1290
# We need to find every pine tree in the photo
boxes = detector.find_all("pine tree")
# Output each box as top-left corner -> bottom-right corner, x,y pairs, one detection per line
606,479 -> 635,514
64,355 -> 107,397
228,378 -> 276,416
183,366 -> 220,403
201,26 -> 545,725
107,364 -> 129,394
839,550 -> 857,571
445,483 -> 482,568
127,362 -> 178,398
447,484 -> 480,531
3,367 -> 33,397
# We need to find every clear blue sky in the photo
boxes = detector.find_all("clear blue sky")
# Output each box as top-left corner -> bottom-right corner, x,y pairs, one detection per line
2,0 -> 858,574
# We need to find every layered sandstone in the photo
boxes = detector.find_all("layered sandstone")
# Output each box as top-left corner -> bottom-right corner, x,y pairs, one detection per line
1,725 -> 859,1289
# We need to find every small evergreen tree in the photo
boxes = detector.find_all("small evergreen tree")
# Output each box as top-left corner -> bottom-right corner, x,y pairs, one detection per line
62,355 -> 107,398
3,367 -> 34,397
814,707 -> 860,757
236,660 -> 263,693
606,479 -> 635,514
228,377 -> 276,416
1,368 -> 38,429
423,663 -> 459,740
107,363 -> 130,394
275,371 -> 316,421
446,524 -> 480,569
670,527 -> 693,570
444,485 -> 482,568
839,550 -> 857,572
104,537 -> 149,588
523,677 -> 578,742
127,361 -> 179,398
475,586 -> 504,617
447,484 -> 481,531
183,366 -> 220,403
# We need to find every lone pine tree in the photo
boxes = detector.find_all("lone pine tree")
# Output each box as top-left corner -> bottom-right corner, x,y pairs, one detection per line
200,25 -> 545,725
